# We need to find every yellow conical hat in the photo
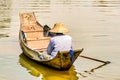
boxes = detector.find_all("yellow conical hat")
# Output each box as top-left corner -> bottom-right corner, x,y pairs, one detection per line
50,23 -> 69,33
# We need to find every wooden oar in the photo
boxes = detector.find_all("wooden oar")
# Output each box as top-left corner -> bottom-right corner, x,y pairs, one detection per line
79,55 -> 111,64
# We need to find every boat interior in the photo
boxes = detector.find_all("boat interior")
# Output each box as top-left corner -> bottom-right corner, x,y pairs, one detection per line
19,12 -> 50,52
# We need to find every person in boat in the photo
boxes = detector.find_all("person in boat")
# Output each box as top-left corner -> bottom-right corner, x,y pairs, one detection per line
39,23 -> 73,60
47,23 -> 73,58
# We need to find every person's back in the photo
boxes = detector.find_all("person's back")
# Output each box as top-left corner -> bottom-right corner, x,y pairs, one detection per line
47,33 -> 72,57
47,23 -> 73,58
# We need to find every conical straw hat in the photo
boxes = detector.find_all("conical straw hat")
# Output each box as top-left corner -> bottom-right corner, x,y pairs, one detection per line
50,23 -> 69,33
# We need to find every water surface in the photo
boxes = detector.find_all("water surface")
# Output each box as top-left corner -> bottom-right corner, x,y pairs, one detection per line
0,0 -> 120,80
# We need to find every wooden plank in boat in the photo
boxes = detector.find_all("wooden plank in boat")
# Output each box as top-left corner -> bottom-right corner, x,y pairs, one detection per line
27,38 -> 50,50
25,31 -> 44,40
21,24 -> 43,32
19,12 -> 37,25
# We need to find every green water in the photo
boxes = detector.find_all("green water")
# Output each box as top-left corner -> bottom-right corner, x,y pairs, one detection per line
0,0 -> 120,80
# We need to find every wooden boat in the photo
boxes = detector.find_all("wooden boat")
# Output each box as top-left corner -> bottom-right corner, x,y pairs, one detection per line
19,12 -> 83,70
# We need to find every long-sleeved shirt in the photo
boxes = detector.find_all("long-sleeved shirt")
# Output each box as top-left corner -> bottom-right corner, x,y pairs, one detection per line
47,34 -> 73,58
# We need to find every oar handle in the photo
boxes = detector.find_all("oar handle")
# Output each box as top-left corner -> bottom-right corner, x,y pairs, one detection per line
80,55 -> 111,64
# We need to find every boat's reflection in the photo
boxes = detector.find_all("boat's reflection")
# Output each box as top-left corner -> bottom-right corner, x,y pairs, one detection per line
19,53 -> 78,80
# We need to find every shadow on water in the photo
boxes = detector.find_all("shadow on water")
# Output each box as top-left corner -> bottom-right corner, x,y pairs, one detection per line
19,53 -> 78,80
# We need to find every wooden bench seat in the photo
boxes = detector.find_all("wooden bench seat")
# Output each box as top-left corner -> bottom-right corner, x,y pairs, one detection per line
25,31 -> 44,40
27,38 -> 50,50
26,37 -> 50,41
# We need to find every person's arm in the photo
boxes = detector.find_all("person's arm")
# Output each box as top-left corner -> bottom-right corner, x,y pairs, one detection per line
47,39 -> 54,55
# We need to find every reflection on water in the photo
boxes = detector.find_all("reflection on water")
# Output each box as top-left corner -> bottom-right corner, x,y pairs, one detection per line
0,0 -> 12,28
0,0 -> 12,38
0,34 -> 9,38
93,0 -> 120,7
19,53 -> 78,80
93,0 -> 120,13
19,0 -> 51,13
